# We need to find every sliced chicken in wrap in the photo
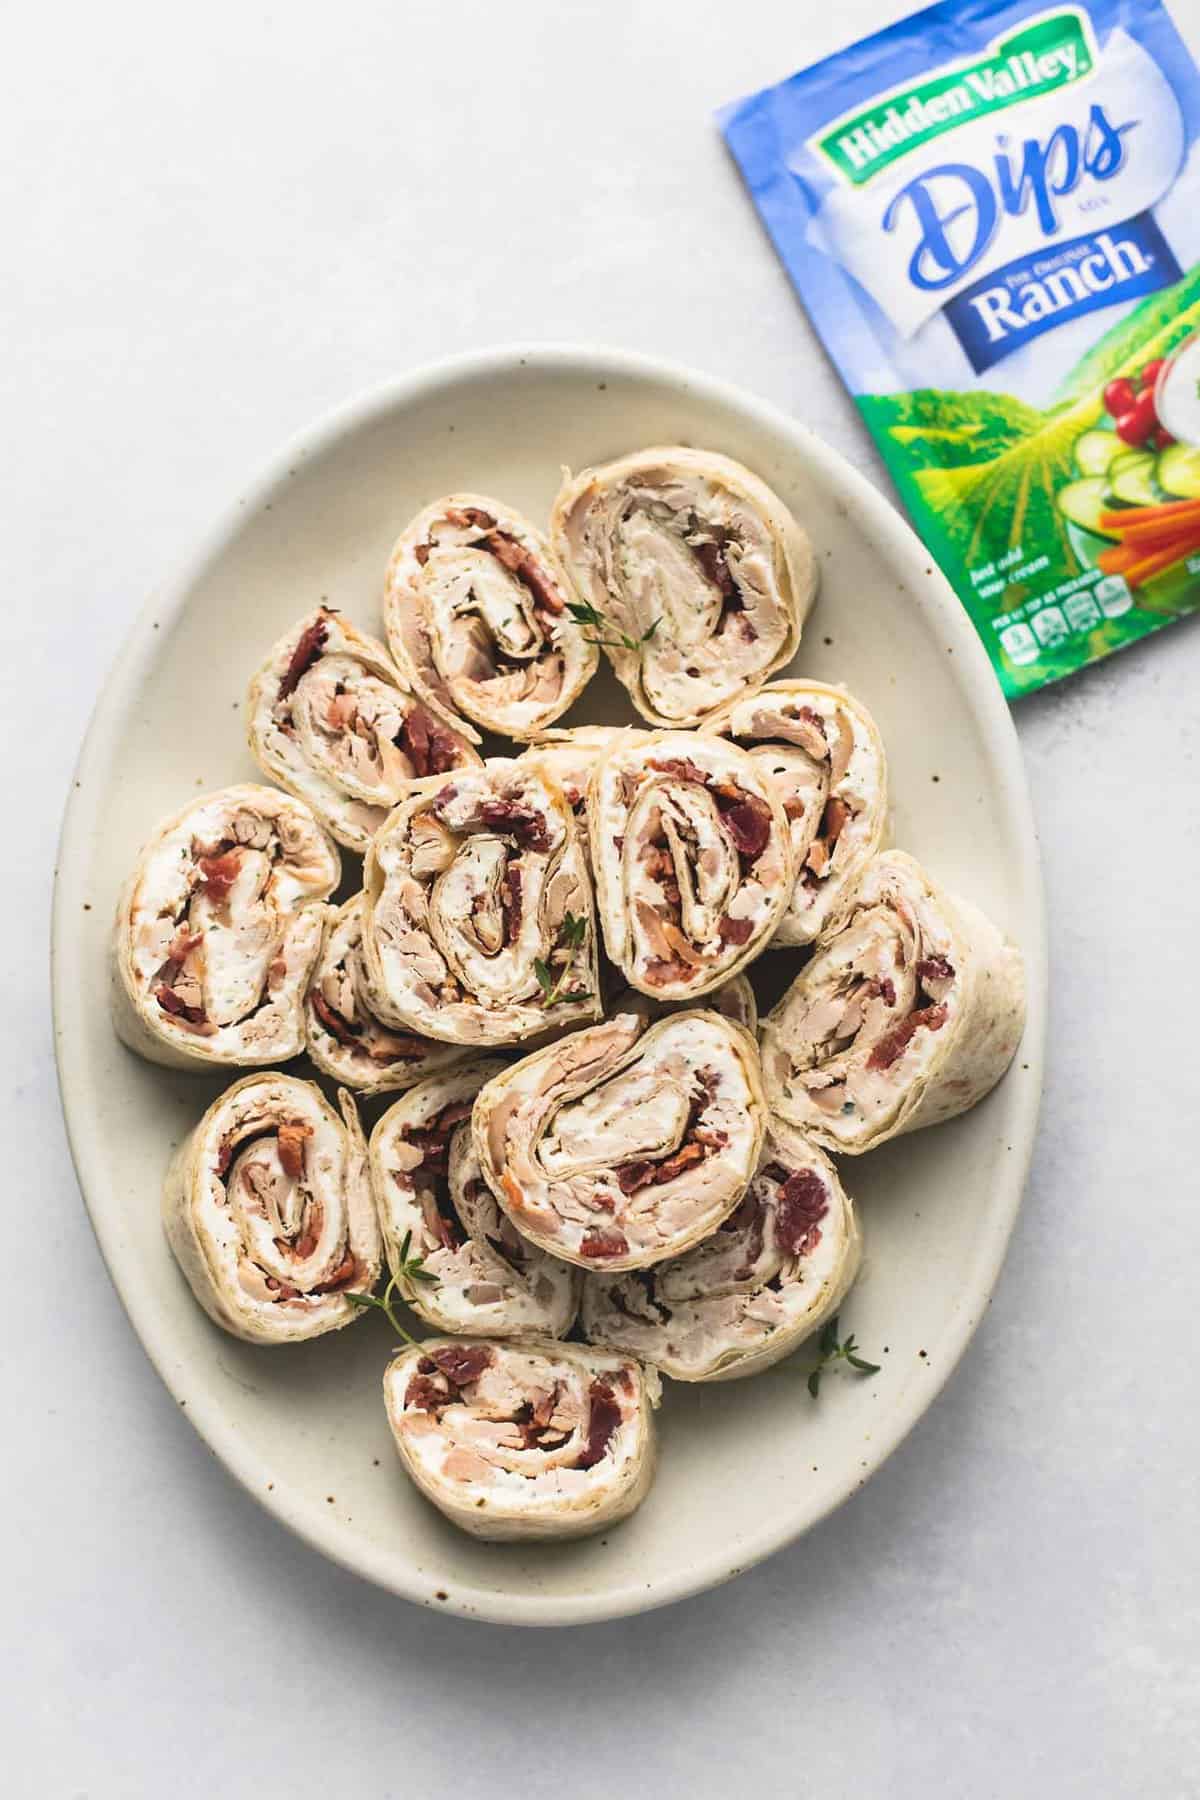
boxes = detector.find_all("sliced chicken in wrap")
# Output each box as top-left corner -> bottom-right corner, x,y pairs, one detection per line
589,730 -> 791,1001
360,760 -> 600,1046
370,1060 -> 580,1340
383,495 -> 597,742
305,897 -> 470,1095
551,445 -> 815,727
472,1009 -> 766,1272
384,1337 -> 659,1540
721,679 -> 888,946
246,605 -> 478,854
163,1073 -> 380,1344
112,784 -> 339,1070
582,1120 -> 860,1381
760,850 -> 1026,1153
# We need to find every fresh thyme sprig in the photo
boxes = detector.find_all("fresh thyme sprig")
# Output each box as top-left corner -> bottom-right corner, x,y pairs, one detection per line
566,600 -> 660,655
533,912 -> 590,1008
806,1315 -> 881,1398
346,1232 -> 438,1346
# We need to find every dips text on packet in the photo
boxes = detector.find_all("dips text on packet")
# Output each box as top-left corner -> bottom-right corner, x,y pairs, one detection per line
720,0 -> 1200,695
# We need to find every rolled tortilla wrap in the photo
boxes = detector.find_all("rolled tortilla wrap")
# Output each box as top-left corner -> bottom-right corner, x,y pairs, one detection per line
246,606 -> 478,854
305,897 -> 470,1095
721,680 -> 888,946
581,1120 -> 860,1382
370,1061 -> 580,1339
760,850 -> 1026,1153
551,445 -> 815,728
383,495 -> 598,742
163,1073 -> 381,1344
472,1009 -> 766,1272
384,1337 -> 659,1540
360,760 -> 600,1046
589,730 -> 791,1001
112,784 -> 339,1070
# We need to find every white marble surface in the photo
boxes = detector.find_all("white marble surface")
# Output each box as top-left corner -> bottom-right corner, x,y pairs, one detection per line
6,1 -> 1199,1792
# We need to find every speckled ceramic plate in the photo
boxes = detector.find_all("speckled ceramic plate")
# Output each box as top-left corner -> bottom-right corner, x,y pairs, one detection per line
52,346 -> 1045,1625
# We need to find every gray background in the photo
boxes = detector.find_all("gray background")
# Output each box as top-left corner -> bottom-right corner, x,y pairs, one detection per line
5,1 -> 1198,1793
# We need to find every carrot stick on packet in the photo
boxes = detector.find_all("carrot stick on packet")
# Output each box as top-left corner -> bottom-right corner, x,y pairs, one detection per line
719,0 -> 1200,695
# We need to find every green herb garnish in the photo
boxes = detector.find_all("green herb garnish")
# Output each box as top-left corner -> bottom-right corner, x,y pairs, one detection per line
806,1314 -> 881,1398
346,1232 -> 438,1346
566,600 -> 660,654
533,911 -> 589,1007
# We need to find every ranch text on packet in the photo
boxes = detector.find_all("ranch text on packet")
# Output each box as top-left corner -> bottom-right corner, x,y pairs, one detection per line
720,0 -> 1200,695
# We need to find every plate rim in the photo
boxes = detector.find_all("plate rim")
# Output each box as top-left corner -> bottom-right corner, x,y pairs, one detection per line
52,342 -> 1047,1627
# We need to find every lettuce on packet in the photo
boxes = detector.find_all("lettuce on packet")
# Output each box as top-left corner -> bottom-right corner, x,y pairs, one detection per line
720,0 -> 1200,695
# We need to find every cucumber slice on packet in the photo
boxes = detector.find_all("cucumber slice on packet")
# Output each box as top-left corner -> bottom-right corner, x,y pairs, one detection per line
1073,429 -> 1124,477
1055,478 -> 1117,538
1157,443 -> 1200,499
1109,456 -> 1160,507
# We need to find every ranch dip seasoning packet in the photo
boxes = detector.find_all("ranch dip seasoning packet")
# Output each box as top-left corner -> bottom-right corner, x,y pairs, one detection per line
720,0 -> 1200,695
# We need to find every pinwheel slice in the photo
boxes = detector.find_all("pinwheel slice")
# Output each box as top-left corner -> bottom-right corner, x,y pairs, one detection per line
246,606 -> 478,854
516,725 -> 630,874
360,760 -> 600,1046
305,897 -> 470,1095
722,680 -> 888,946
163,1073 -> 381,1344
383,494 -> 598,742
384,1337 -> 659,1540
581,1120 -> 860,1382
551,445 -> 815,728
590,730 -> 791,1001
370,1060 -> 580,1339
760,850 -> 1026,1153
112,784 -> 340,1070
472,1009 -> 766,1272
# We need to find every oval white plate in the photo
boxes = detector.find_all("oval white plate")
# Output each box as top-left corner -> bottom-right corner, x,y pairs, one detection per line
53,346 -> 1045,1626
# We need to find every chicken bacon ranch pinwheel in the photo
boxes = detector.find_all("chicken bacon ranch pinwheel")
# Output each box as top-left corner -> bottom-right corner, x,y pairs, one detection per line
246,606 -> 478,854
472,1009 -> 766,1272
384,1338 -> 658,1540
760,850 -> 1026,1153
590,730 -> 791,1001
370,1061 -> 580,1340
112,784 -> 339,1070
360,761 -> 599,1046
551,446 -> 815,728
582,1120 -> 860,1382
305,897 -> 470,1095
163,1073 -> 381,1344
383,495 -> 598,742
721,680 -> 888,946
